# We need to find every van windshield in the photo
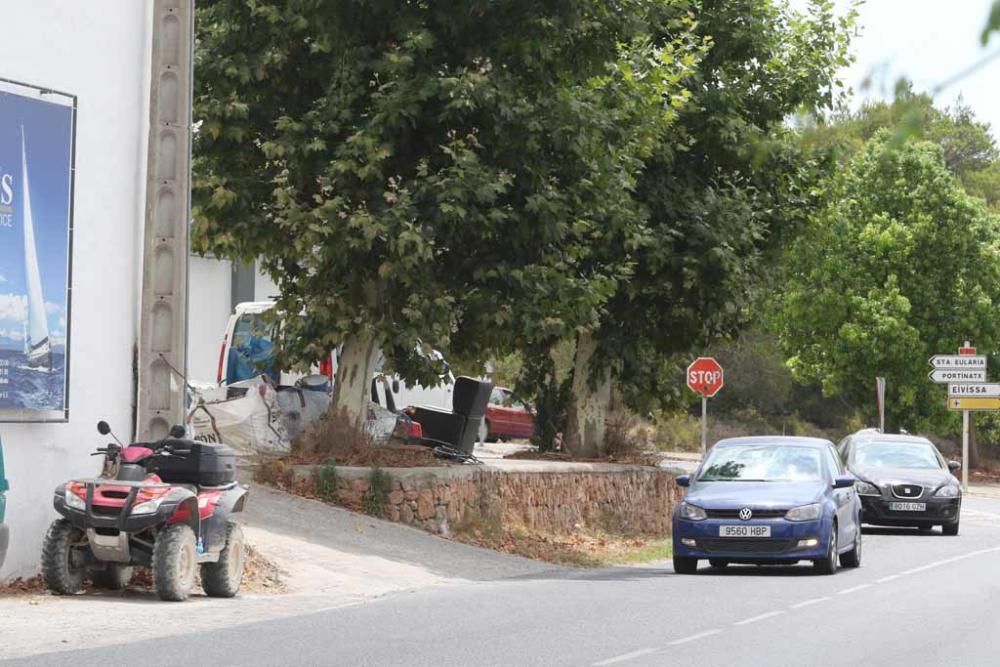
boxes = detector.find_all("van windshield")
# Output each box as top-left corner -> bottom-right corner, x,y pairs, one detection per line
227,313 -> 278,385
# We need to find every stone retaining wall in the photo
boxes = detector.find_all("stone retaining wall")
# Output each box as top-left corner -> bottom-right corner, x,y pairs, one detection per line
291,462 -> 684,537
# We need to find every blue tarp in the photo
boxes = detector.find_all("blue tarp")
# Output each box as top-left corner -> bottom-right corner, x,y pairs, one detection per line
226,335 -> 278,385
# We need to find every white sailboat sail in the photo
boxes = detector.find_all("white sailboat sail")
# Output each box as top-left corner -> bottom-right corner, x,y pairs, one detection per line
20,128 -> 51,370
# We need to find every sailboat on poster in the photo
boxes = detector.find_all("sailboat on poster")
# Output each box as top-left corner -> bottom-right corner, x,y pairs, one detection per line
19,127 -> 52,373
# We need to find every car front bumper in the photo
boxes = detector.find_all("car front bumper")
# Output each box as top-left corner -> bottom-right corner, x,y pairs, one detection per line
859,495 -> 960,526
673,517 -> 832,562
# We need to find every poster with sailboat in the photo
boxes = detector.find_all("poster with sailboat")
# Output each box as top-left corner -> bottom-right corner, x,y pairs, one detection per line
0,80 -> 75,421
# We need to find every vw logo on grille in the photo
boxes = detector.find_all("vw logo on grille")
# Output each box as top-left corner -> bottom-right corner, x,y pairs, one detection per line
904,487 -> 912,494
739,508 -> 753,521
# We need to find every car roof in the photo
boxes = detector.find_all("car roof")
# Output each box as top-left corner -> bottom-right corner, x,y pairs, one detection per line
850,432 -> 935,446
713,436 -> 834,449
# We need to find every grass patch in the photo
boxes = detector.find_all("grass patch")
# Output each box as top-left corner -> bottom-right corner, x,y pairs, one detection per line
363,466 -> 392,517
449,519 -> 671,568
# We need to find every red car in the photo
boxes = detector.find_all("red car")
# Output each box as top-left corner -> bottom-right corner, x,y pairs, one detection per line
480,387 -> 535,442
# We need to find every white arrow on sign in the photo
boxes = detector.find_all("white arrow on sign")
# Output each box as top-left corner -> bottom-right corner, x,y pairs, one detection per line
948,383 -> 1000,397
928,355 -> 987,369
929,369 -> 987,383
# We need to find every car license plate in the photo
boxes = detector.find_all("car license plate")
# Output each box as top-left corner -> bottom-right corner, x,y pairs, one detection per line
889,502 -> 926,512
719,525 -> 771,537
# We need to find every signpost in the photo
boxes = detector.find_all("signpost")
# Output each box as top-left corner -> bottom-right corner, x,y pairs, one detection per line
928,369 -> 987,383
687,357 -> 724,455
929,342 -> 983,492
875,377 -> 886,433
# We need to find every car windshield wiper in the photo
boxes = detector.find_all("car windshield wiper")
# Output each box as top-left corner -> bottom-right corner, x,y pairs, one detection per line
698,478 -> 769,482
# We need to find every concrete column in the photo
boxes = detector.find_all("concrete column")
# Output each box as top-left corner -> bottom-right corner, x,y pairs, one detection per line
136,0 -> 194,439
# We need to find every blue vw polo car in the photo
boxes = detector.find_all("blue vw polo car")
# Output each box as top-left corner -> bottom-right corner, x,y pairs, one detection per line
672,436 -> 861,575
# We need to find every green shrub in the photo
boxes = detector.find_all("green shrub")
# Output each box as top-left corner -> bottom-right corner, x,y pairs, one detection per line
651,411 -> 701,452
364,467 -> 392,517
313,458 -> 338,501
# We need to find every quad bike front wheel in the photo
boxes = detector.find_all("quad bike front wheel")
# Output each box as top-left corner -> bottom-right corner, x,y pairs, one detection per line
42,519 -> 87,595
153,523 -> 197,601
201,521 -> 246,598
91,563 -> 134,590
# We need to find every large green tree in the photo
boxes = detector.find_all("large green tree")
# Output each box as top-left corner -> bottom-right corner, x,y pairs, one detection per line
549,0 -> 855,455
774,132 -> 1000,431
192,1 -> 702,425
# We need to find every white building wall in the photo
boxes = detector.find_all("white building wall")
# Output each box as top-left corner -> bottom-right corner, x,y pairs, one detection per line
0,0 -> 152,577
188,255 -> 232,385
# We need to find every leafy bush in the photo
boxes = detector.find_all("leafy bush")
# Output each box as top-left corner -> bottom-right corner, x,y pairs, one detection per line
313,458 -> 338,501
364,467 -> 392,517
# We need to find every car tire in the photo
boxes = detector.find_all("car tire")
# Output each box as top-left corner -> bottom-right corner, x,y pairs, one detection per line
839,524 -> 862,568
708,559 -> 729,569
813,523 -> 839,575
153,523 -> 197,602
942,519 -> 960,536
673,556 -> 698,574
201,521 -> 246,598
42,519 -> 86,595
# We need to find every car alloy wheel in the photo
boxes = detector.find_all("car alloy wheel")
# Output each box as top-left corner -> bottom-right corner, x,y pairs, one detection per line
814,524 -> 838,575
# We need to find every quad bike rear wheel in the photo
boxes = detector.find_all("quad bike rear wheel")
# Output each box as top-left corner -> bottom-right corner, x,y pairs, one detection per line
201,521 -> 246,598
91,563 -> 133,590
153,524 -> 197,601
42,519 -> 87,595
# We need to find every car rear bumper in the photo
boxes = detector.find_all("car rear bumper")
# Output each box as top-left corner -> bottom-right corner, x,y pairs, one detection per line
860,495 -> 960,526
673,517 -> 831,561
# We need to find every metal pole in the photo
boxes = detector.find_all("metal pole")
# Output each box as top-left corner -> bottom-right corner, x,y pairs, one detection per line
701,396 -> 708,455
962,409 -> 970,493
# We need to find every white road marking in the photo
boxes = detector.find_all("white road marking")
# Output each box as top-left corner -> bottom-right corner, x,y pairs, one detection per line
734,610 -> 786,626
837,584 -> 871,595
668,629 -> 722,646
876,574 -> 901,583
592,648 -> 659,666
790,596 -> 830,609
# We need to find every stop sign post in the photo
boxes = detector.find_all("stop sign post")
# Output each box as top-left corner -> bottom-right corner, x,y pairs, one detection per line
687,357 -> 724,454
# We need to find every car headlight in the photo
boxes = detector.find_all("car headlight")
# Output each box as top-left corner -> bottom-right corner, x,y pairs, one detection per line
64,488 -> 86,511
934,485 -> 960,498
679,502 -> 707,521
785,503 -> 822,522
855,481 -> 881,496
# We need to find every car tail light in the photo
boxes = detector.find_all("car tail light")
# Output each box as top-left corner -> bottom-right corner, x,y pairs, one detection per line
216,335 -> 228,384
407,421 -> 423,439
319,356 -> 333,380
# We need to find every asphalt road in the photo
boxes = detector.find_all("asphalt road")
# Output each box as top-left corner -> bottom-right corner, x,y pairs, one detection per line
10,495 -> 1000,667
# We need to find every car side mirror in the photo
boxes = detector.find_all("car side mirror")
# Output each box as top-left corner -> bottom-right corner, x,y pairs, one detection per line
948,461 -> 962,472
676,475 -> 690,488
834,475 -> 855,489
97,421 -> 111,436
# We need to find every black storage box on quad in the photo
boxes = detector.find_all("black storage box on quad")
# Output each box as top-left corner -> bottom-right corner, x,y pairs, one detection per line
151,439 -> 237,486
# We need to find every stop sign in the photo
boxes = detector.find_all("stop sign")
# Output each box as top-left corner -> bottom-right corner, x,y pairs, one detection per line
687,357 -> 724,398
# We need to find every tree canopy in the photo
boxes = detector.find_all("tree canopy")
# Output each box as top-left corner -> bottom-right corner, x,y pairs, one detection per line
774,132 -> 1000,431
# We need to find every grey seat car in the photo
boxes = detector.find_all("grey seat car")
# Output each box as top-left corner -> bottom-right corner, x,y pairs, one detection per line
838,430 -> 961,535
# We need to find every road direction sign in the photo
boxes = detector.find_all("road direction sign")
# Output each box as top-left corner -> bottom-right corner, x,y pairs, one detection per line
687,357 -> 724,398
928,355 -> 987,369
948,397 -> 1000,411
928,369 -> 987,383
948,383 -> 1000,397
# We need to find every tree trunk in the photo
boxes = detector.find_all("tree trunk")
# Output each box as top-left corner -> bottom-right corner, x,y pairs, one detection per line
331,332 -> 379,429
563,332 -> 612,458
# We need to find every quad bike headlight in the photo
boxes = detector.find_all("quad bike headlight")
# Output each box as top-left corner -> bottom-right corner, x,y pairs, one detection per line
131,487 -> 171,515
64,486 -> 87,510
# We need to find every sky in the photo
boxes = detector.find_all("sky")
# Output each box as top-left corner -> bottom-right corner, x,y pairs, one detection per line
0,89 -> 73,349
790,0 -> 1000,135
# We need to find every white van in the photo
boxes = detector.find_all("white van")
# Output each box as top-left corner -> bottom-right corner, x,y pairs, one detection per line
215,301 -> 454,411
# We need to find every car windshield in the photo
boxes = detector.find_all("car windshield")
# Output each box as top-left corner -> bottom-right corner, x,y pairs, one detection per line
697,445 -> 824,482
855,441 -> 941,469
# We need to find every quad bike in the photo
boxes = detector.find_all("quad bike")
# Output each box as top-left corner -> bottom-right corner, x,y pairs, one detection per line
42,421 -> 248,601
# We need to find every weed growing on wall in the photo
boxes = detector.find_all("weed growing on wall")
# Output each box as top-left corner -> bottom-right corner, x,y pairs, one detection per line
364,467 -> 391,517
313,458 -> 338,502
